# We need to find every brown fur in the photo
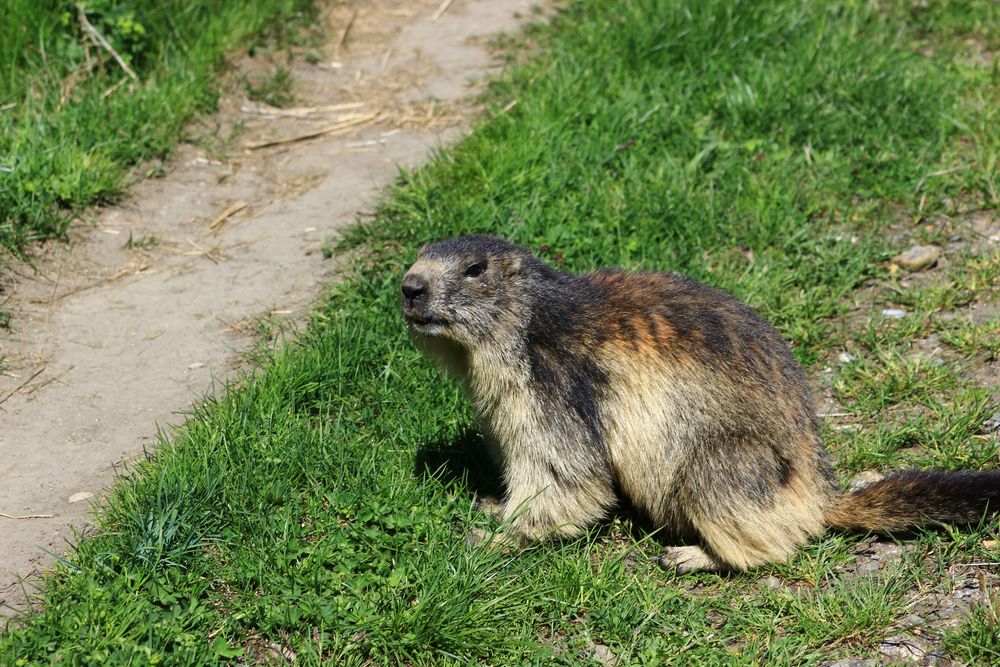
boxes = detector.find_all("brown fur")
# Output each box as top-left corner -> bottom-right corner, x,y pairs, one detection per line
826,470 -> 1000,533
400,235 -> 1000,572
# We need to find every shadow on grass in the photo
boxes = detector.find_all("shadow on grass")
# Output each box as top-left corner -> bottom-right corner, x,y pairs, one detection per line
414,425 -> 505,501
413,425 -> 700,555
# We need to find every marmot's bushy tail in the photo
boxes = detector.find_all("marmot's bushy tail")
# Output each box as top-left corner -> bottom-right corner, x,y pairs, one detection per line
825,470 -> 1000,532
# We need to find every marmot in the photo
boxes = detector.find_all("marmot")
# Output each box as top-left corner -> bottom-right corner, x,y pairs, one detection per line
400,234 -> 1000,572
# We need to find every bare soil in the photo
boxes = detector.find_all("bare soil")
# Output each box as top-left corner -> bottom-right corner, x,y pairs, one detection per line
0,0 -> 535,615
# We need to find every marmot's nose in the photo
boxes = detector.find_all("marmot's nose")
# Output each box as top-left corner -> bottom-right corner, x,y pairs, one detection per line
401,274 -> 429,303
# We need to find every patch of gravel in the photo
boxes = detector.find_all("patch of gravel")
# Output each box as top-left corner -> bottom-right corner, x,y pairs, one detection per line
812,202 -> 999,663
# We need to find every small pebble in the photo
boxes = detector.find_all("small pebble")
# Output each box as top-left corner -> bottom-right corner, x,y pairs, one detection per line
876,544 -> 903,560
590,643 -> 615,666
882,308 -> 906,319
838,352 -> 855,364
879,634 -> 930,662
983,409 -> 1000,433
187,362 -> 205,370
856,560 -> 880,573
68,492 -> 94,504
892,245 -> 940,272
848,470 -> 884,492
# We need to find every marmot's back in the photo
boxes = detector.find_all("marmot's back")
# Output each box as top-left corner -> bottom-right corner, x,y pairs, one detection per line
581,270 -> 809,398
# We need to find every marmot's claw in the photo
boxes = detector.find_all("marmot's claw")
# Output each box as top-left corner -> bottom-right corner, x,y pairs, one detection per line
472,495 -> 504,517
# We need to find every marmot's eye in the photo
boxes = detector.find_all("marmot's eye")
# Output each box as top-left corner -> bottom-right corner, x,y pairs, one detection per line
464,262 -> 486,278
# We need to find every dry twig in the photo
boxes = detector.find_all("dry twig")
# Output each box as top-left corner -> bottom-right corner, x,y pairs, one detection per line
244,112 -> 380,149
498,100 -> 518,115
77,3 -> 138,81
433,0 -> 457,21
240,102 -> 366,118
913,164 -> 970,194
208,201 -> 248,233
336,9 -> 359,55
183,239 -> 225,263
24,365 -> 76,396
101,76 -> 130,99
37,265 -> 144,304
0,367 -> 47,407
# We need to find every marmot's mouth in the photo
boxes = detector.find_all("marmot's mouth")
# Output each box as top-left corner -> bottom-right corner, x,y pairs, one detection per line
405,313 -> 449,332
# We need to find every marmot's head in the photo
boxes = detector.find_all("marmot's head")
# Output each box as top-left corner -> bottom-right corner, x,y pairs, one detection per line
401,235 -> 543,348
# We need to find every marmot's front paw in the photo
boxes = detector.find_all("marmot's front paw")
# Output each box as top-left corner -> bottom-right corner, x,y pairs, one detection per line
467,525 -> 520,552
657,545 -> 721,574
467,525 -> 489,546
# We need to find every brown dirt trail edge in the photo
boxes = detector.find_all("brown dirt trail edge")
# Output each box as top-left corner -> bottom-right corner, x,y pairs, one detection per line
0,0 -> 535,616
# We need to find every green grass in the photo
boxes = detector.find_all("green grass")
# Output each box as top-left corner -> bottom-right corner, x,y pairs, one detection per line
3,0 -> 1000,663
0,0 -> 317,256
244,65 -> 296,108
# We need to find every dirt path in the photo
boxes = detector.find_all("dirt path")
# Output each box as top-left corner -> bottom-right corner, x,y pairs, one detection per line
0,0 -> 533,614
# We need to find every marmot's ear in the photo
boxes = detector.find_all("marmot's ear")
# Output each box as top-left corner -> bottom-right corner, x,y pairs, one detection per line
505,255 -> 524,275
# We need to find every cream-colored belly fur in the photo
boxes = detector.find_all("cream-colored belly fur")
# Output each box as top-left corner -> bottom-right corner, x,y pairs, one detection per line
599,354 -> 700,530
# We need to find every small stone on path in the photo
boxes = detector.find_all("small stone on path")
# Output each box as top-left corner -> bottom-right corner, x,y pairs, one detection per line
68,492 -> 94,504
983,409 -> 1000,433
892,245 -> 940,272
879,634 -> 934,663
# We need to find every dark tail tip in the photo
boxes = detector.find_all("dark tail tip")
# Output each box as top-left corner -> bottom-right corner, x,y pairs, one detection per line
825,469 -> 1000,533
